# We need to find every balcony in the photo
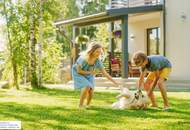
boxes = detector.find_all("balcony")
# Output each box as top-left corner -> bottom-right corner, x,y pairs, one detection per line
108,0 -> 163,9
55,0 -> 164,27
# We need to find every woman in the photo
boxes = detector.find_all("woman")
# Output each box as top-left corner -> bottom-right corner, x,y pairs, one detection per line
72,42 -> 119,108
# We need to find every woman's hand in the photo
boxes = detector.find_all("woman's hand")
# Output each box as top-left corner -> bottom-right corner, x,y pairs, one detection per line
101,68 -> 120,87
77,65 -> 96,75
89,70 -> 96,75
113,81 -> 120,87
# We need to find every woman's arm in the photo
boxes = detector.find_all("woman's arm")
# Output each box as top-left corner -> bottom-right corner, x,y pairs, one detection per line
76,65 -> 95,75
101,68 -> 119,87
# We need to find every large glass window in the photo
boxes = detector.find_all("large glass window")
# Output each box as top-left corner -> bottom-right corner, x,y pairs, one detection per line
147,27 -> 160,55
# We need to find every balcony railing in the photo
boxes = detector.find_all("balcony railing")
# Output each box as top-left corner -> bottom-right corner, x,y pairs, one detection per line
108,0 -> 163,9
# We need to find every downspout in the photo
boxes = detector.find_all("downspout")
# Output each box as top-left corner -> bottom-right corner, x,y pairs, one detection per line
121,15 -> 129,78
163,0 -> 166,56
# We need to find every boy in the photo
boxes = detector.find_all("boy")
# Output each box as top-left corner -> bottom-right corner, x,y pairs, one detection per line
132,52 -> 172,110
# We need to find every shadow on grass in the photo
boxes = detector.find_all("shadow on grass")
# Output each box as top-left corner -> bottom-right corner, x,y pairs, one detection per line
0,102 -> 126,129
0,102 -> 190,130
30,87 -> 118,101
30,87 -> 190,116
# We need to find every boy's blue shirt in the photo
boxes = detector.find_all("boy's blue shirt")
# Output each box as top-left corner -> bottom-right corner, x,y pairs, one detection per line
142,55 -> 172,72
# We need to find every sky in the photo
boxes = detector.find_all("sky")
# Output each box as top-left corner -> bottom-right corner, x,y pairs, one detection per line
0,18 -> 5,24
0,17 -> 6,52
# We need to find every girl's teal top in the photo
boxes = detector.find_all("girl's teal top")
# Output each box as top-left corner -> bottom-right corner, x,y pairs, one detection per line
72,56 -> 104,90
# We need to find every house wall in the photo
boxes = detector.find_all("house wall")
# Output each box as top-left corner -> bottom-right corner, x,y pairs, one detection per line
128,17 -> 161,60
165,0 -> 190,80
128,0 -> 190,81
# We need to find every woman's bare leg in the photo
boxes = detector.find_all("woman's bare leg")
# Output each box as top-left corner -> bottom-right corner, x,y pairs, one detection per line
79,87 -> 90,108
86,88 -> 94,106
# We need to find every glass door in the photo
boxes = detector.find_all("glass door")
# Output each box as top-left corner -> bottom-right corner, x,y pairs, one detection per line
147,27 -> 160,55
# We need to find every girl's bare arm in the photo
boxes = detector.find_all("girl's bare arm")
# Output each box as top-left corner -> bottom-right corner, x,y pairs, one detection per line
101,68 -> 119,87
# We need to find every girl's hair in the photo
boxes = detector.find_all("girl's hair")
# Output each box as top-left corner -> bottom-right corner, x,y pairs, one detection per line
132,51 -> 147,66
80,42 -> 103,57
86,42 -> 102,56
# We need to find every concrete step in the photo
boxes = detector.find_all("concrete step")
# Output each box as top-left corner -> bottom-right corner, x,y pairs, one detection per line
66,78 -> 190,91
66,77 -> 138,88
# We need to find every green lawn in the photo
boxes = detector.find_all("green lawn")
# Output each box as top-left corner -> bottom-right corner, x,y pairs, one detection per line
0,87 -> 190,130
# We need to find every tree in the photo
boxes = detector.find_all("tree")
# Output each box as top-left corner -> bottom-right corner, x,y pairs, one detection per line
95,23 -> 110,48
38,0 -> 43,87
1,0 -> 97,88
75,0 -> 109,41
2,0 -> 22,89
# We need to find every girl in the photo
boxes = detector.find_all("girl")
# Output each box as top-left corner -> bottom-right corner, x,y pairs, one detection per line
72,42 -> 119,108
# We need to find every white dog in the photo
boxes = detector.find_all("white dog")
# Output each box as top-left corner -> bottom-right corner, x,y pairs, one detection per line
112,87 -> 150,109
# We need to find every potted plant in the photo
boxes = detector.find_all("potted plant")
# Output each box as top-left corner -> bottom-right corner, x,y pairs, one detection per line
112,30 -> 122,38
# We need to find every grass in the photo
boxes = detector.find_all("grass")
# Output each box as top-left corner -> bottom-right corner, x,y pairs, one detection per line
0,87 -> 190,130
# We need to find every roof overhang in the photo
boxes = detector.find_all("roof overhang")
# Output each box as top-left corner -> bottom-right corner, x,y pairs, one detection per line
54,12 -> 123,27
54,4 -> 163,27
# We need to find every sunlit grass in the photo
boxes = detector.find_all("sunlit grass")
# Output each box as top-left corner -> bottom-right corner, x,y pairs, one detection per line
0,87 -> 190,130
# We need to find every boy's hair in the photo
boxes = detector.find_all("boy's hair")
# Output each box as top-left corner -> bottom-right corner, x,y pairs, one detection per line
132,52 -> 147,66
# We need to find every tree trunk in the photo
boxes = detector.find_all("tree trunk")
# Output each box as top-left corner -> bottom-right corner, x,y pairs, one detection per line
30,25 -> 38,87
3,0 -> 19,89
38,0 -> 43,87
12,60 -> 19,89
30,5 -> 38,88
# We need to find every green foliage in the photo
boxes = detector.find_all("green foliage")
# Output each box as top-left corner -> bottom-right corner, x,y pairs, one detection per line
82,0 -> 109,15
56,31 -> 71,57
95,23 -> 110,48
0,0 -> 112,84
75,35 -> 89,44
77,0 -> 109,44
1,0 -> 30,87
0,0 -> 69,85
55,0 -> 78,20
42,40 -> 62,83
54,0 -> 79,57
55,0 -> 110,56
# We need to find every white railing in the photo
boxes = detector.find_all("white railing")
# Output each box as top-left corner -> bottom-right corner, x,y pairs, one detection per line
108,0 -> 163,9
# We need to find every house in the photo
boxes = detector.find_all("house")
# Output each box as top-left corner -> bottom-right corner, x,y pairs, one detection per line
55,0 -> 190,82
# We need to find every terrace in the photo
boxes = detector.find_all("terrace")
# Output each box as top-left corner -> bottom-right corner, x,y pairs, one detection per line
55,0 -> 165,78
109,0 -> 163,9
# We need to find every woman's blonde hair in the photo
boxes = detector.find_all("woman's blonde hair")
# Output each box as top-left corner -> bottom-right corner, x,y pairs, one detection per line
86,42 -> 102,56
132,51 -> 147,66
80,42 -> 103,56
